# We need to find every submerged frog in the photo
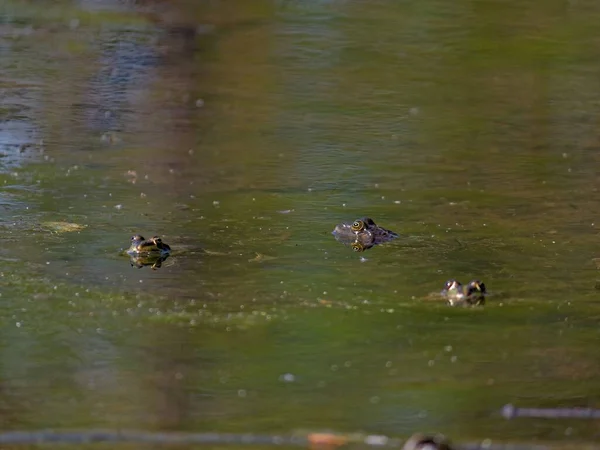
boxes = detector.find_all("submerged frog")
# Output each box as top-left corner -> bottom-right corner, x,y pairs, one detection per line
402,433 -> 453,450
127,235 -> 171,255
126,235 -> 172,270
332,217 -> 398,252
441,279 -> 487,306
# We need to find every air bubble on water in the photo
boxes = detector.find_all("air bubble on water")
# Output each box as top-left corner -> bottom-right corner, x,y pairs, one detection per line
428,360 -> 435,367
365,436 -> 388,446
238,389 -> 247,397
369,396 -> 380,404
115,204 -> 123,210
196,99 -> 205,108
279,373 -> 296,382
16,322 -> 21,328
385,361 -> 392,368
445,345 -> 452,352
451,356 -> 458,363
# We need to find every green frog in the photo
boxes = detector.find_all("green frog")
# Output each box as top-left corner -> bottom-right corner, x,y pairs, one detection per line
441,279 -> 487,306
126,235 -> 172,270
127,234 -> 171,255
402,433 -> 453,450
332,217 -> 398,251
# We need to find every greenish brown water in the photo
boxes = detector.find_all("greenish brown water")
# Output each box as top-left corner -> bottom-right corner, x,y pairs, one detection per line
1,0 -> 600,447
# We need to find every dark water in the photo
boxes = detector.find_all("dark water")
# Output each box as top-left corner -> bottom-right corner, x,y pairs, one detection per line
1,0 -> 600,447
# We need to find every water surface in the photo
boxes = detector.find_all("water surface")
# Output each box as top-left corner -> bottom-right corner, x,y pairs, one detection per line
1,0 -> 600,447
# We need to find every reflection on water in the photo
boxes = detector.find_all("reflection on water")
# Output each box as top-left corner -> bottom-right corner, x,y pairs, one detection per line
129,252 -> 170,270
1,0 -> 600,446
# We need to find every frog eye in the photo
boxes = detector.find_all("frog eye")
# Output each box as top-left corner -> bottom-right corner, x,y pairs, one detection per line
351,242 -> 364,252
444,280 -> 460,290
469,280 -> 486,293
351,220 -> 365,231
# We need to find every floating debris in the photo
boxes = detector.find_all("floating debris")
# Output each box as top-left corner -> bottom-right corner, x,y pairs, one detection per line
41,222 -> 87,233
248,252 -> 277,263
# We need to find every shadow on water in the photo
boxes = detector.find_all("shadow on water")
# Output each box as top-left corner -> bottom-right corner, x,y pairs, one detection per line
1,0 -> 600,446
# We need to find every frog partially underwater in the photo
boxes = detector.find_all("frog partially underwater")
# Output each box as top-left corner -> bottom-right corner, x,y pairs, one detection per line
126,234 -> 171,270
332,217 -> 398,252
402,433 -> 453,450
441,279 -> 487,306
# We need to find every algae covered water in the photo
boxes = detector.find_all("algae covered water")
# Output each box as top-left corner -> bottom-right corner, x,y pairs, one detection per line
1,0 -> 600,447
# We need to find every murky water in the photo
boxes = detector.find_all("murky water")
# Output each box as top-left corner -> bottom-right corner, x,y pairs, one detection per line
1,0 -> 600,447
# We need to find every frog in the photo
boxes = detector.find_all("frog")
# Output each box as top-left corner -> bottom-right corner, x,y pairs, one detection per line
332,217 -> 398,251
441,279 -> 487,306
127,234 -> 171,255
126,234 -> 172,270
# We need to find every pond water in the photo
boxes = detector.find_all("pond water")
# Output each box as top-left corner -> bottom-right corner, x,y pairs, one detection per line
1,0 -> 600,447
